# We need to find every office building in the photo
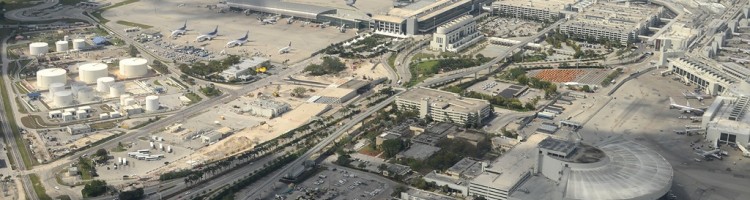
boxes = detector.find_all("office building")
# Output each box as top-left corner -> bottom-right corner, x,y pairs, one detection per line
67,124 -> 92,135
430,15 -> 484,52
396,87 -> 492,126
241,99 -> 291,119
482,0 -> 574,21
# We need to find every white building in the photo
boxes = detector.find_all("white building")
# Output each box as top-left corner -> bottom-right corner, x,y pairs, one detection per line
242,99 -> 291,118
372,0 -> 475,37
219,57 -> 270,81
703,79 -> 750,148
668,58 -> 735,95
430,15 -> 483,52
396,87 -> 492,126
482,0 -> 572,21
67,124 -> 92,135
559,2 -> 664,45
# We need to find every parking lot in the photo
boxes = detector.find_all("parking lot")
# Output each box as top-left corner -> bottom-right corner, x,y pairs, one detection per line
280,166 -> 394,200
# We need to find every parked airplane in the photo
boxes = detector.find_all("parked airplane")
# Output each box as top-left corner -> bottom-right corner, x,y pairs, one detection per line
287,16 -> 295,24
669,97 -> 705,114
321,21 -> 331,28
683,90 -> 712,101
695,149 -> 722,160
196,26 -> 219,42
170,21 -> 187,38
260,15 -> 280,25
226,31 -> 249,48
278,42 -> 292,54
740,48 -> 750,54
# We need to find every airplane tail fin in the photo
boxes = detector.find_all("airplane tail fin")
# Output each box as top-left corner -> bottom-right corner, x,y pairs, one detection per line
686,100 -> 690,107
669,97 -> 675,105
288,42 -> 292,47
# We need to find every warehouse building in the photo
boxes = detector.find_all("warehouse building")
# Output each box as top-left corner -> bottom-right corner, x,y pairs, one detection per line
396,87 -> 492,126
703,79 -> 750,148
668,58 -> 735,95
372,0 -> 478,38
482,0 -> 574,21
560,2 -> 665,45
430,15 -> 484,52
219,57 -> 270,81
242,99 -> 291,119
67,124 -> 92,135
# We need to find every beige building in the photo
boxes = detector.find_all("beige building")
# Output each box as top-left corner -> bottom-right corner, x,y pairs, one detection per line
242,99 -> 291,118
668,58 -> 735,95
482,0 -> 574,21
396,87 -> 492,126
703,80 -> 750,148
560,2 -> 664,45
430,15 -> 484,52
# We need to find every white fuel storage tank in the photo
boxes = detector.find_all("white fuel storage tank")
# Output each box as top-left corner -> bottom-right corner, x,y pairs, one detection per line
48,82 -> 66,97
55,41 -> 69,52
72,39 -> 86,50
119,58 -> 148,78
77,87 -> 95,102
78,63 -> 109,84
53,90 -> 74,107
29,42 -> 49,56
36,68 -> 67,90
109,83 -> 125,97
96,77 -> 115,92
145,95 -> 159,112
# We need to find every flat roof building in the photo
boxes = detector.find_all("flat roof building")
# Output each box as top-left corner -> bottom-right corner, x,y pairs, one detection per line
220,57 -> 270,81
469,134 -> 546,200
703,79 -> 750,148
483,0 -> 574,21
560,2 -> 665,45
67,124 -> 92,135
241,99 -> 291,119
668,58 -> 735,95
372,0 -> 477,37
396,87 -> 492,126
430,15 -> 484,52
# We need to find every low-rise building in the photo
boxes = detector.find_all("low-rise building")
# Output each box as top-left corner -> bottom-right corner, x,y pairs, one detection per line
704,80 -> 750,147
668,58 -> 735,95
559,2 -> 665,45
242,99 -> 291,118
201,132 -> 222,143
396,87 -> 492,126
424,158 -> 483,196
430,15 -> 483,52
219,57 -> 270,81
67,124 -> 92,135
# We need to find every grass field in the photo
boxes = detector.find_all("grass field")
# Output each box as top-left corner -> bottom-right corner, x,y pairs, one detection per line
0,58 -> 36,168
29,174 -> 53,200
116,20 -> 153,29
185,92 -> 203,105
90,121 -> 119,130
387,54 -> 397,69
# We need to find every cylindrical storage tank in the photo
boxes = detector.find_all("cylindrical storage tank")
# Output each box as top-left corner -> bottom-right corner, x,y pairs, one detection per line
36,68 -> 67,90
55,41 -> 68,52
119,94 -> 131,105
53,90 -> 73,107
78,63 -> 109,84
72,39 -> 86,50
145,95 -> 159,112
124,98 -> 135,106
77,87 -> 95,102
48,83 -> 65,97
96,77 -> 115,92
109,83 -> 124,97
70,81 -> 85,94
29,42 -> 49,56
118,58 -> 148,78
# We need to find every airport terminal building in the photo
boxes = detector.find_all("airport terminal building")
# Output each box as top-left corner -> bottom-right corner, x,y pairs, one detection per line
668,58 -> 735,95
372,0 -> 479,38
703,79 -> 750,148
225,0 -> 368,29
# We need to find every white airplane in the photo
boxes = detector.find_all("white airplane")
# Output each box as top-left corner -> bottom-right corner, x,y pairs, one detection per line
339,24 -> 346,33
278,42 -> 292,54
170,21 -> 187,38
287,16 -> 295,24
682,90 -> 712,101
260,15 -> 279,25
695,149 -> 722,160
669,97 -> 705,114
321,21 -> 330,28
729,57 -> 750,64
196,26 -> 219,42
226,31 -> 249,48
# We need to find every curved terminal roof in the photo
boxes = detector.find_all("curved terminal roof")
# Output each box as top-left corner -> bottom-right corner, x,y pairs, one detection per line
226,0 -> 335,19
565,138 -> 673,200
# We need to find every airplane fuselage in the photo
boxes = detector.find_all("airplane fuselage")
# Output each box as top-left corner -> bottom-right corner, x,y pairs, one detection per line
196,34 -> 217,42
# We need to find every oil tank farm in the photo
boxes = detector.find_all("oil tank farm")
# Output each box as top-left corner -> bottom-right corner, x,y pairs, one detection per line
119,58 -> 148,78
36,68 -> 67,90
29,42 -> 49,56
78,63 -> 109,84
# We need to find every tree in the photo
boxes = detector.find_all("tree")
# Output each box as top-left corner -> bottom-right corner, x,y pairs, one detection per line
357,162 -> 367,168
128,45 -> 139,57
582,85 -> 592,93
82,180 -> 108,197
291,87 -> 307,98
381,139 -> 404,158
377,164 -> 388,172
95,149 -> 108,158
118,188 -> 144,200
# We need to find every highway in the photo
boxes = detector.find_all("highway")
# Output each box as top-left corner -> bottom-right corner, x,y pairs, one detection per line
418,19 -> 566,87
395,39 -> 431,85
